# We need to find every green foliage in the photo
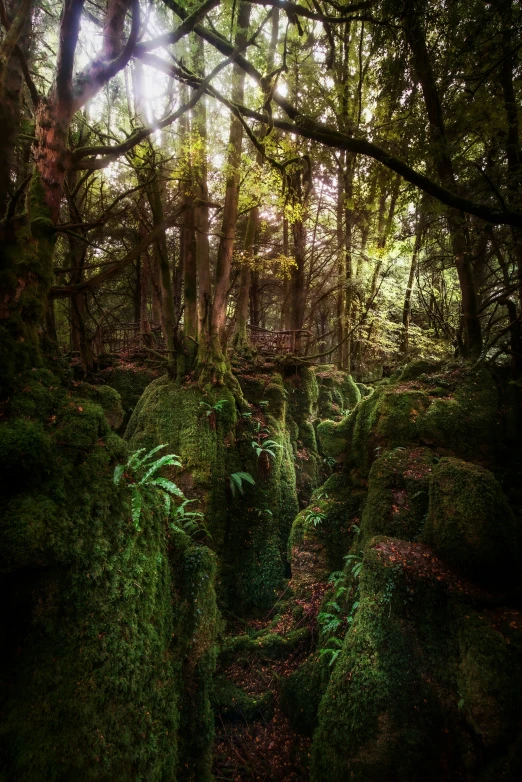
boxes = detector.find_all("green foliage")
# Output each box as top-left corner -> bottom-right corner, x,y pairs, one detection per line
229,470 -> 255,498
251,437 -> 283,459
114,444 -> 183,529
305,506 -> 327,527
199,398 -> 229,417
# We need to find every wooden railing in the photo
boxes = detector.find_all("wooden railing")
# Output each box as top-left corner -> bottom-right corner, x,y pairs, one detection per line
92,322 -> 313,357
93,322 -> 164,355
247,324 -> 313,356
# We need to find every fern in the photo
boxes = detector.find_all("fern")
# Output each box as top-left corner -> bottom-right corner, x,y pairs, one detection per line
114,445 -> 184,529
229,471 -> 255,497
251,438 -> 283,460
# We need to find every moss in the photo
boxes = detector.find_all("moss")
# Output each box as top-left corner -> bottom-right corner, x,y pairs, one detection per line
453,604 -> 522,751
360,447 -> 435,544
373,389 -> 431,446
73,383 -> 124,431
417,366 -> 500,459
279,652 -> 331,736
0,418 -> 54,498
314,366 -> 361,420
316,413 -> 356,462
311,537 -> 452,782
170,538 -> 221,782
356,382 -> 373,398
126,372 -> 300,614
311,533 -> 522,782
222,627 -> 310,662
399,359 -> 443,381
97,364 -> 158,428
289,473 -> 365,589
423,457 -> 520,584
0,370 -> 220,781
212,675 -> 274,722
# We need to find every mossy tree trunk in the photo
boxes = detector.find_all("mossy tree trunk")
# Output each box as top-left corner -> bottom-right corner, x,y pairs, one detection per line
0,0 -> 33,218
1,0 -> 140,389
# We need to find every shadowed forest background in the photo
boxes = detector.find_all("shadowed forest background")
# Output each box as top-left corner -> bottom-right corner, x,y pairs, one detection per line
0,1 -> 522,780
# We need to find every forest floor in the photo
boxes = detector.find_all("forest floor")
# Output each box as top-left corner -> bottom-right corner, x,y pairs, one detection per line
212,583 -> 328,781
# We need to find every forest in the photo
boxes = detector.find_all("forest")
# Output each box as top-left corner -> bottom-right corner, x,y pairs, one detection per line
0,0 -> 521,779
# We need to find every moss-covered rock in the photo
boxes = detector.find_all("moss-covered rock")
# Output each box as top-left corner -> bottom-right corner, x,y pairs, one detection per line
97,363 -> 159,429
279,652 -> 331,735
399,358 -> 443,381
316,414 -> 356,462
289,474 -> 365,591
423,457 -> 520,583
360,447 -> 435,544
212,675 -> 274,722
126,371 -> 301,614
311,536 -> 522,782
0,369 -> 220,781
315,366 -> 361,420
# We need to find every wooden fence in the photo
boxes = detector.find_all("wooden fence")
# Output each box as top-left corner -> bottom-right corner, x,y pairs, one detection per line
93,322 -> 164,355
247,324 -> 313,355
92,322 -> 313,357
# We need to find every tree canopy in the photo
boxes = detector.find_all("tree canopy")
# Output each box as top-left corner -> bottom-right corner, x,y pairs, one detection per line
1,0 -> 521,383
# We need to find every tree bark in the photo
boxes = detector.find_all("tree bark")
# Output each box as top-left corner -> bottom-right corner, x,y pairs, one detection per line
207,0 -> 251,377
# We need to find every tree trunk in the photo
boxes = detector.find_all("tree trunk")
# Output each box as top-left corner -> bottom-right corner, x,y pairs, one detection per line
0,0 -> 33,217
207,1 -> 251,378
234,206 -> 257,350
402,0 -> 482,357
401,207 -> 426,356
192,35 -> 212,366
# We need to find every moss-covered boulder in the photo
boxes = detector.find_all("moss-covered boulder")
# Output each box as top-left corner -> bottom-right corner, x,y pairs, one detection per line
423,458 -> 520,583
316,414 -> 355,462
317,364 -> 501,476
96,363 -> 159,430
311,536 -> 522,782
279,652 -> 331,736
126,371 -> 301,614
0,369 -> 220,781
360,447 -> 435,544
315,366 -> 361,420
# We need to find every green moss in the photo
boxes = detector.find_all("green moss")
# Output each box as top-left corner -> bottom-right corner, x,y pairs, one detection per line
97,365 -> 158,426
399,359 -> 443,381
212,675 -> 274,722
314,366 -> 361,420
289,473 -> 365,589
126,372 -> 300,614
360,447 -> 435,544
0,417 -> 54,497
280,652 -> 331,735
73,383 -> 124,430
311,537 -> 452,781
316,413 -> 356,462
417,366 -> 500,459
423,457 -> 520,583
373,389 -> 431,446
0,370 -> 220,781
356,383 -> 373,398
453,604 -> 522,751
222,627 -> 310,662
310,532 -> 522,781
